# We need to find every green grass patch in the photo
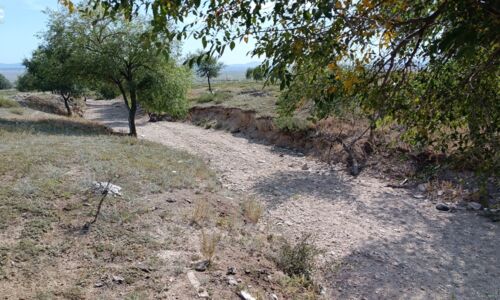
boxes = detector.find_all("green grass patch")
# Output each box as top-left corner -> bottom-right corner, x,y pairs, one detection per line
0,97 -> 20,108
0,113 -> 217,296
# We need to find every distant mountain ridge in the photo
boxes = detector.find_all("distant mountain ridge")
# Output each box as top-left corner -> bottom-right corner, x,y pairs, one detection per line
0,63 -> 24,69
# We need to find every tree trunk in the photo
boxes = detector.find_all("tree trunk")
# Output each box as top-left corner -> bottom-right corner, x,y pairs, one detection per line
62,94 -> 72,116
128,87 -> 138,137
207,75 -> 212,93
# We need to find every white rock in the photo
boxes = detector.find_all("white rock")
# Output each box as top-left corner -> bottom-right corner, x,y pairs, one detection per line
112,275 -> 124,283
92,181 -> 122,196
227,276 -> 238,286
467,202 -> 482,210
187,271 -> 201,291
270,293 -> 278,300
198,290 -> 210,298
238,290 -> 256,300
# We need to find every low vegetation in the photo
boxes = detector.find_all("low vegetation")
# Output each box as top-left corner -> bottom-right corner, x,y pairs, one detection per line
0,97 -> 20,108
242,198 -> 264,224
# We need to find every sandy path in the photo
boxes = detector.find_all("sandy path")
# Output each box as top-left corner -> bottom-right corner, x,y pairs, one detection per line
85,99 -> 499,299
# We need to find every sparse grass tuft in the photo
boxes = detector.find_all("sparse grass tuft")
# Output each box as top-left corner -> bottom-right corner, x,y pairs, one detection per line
242,198 -> 263,224
0,97 -> 20,108
190,199 -> 211,226
200,230 -> 220,263
280,275 -> 319,300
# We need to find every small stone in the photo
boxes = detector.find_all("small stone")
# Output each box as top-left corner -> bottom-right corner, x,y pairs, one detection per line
194,260 -> 210,272
301,164 -> 309,170
270,294 -> 278,300
238,290 -> 256,300
198,290 -> 210,298
437,190 -> 444,196
166,198 -> 176,203
417,183 -> 428,192
94,282 -> 104,288
467,202 -> 482,210
413,194 -> 425,199
112,275 -> 124,284
244,269 -> 251,275
226,267 -> 236,275
436,203 -> 450,211
187,271 -> 201,291
227,276 -> 238,286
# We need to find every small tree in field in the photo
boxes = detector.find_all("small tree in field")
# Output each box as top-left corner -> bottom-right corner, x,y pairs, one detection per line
194,52 -> 224,93
0,74 -> 12,90
245,66 -> 264,81
23,11 -> 84,116
23,48 -> 83,116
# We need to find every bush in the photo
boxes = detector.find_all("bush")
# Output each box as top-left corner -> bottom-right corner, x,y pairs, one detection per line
96,83 -> 120,100
277,234 -> 317,281
0,74 -> 12,90
140,64 -> 191,119
15,73 -> 37,92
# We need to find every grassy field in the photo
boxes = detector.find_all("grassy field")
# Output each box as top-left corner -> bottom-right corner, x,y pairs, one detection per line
189,81 -> 281,117
0,105 -> 319,299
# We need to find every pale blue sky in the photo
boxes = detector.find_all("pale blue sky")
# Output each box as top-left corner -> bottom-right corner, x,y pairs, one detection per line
0,0 -> 258,64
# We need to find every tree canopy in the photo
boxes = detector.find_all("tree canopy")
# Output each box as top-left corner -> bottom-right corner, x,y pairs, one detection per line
65,0 -> 499,174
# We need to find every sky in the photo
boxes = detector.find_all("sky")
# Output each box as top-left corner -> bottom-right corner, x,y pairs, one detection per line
0,0 -> 259,65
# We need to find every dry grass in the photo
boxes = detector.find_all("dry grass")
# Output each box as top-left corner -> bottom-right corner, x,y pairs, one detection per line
200,230 -> 221,262
242,198 -> 264,224
190,199 -> 212,226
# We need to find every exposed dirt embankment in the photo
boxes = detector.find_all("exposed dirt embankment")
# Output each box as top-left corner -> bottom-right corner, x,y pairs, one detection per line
189,106 -> 330,157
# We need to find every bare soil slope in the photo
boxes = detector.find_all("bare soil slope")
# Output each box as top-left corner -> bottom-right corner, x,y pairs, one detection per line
85,99 -> 500,300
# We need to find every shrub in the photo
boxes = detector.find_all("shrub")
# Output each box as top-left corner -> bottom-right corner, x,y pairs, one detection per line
96,83 -> 120,100
277,234 -> 317,281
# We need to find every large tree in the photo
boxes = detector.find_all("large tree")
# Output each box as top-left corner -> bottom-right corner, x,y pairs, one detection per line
66,9 -> 188,136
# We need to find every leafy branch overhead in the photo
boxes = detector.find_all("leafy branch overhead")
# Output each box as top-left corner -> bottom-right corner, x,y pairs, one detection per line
64,0 -> 498,175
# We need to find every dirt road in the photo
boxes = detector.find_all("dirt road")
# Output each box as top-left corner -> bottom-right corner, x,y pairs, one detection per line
85,99 -> 499,299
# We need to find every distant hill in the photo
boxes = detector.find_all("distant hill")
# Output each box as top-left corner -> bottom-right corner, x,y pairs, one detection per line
199,61 -> 262,82
0,63 -> 25,82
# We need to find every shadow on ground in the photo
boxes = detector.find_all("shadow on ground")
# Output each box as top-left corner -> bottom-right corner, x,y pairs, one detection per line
252,170 -> 500,299
0,117 -> 114,136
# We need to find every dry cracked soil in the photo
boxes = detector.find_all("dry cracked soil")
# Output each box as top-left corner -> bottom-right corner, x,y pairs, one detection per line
85,99 -> 499,300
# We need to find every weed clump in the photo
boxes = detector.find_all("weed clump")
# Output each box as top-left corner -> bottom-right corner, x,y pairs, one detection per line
277,234 -> 317,280
200,230 -> 220,263
242,198 -> 263,224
